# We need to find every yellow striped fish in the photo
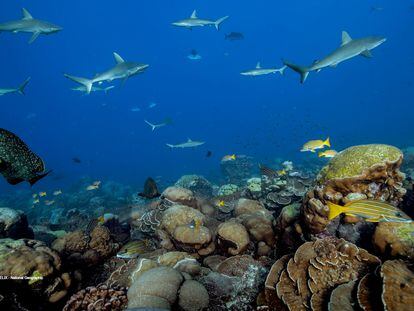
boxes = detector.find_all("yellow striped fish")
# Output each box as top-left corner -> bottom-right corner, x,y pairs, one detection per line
116,240 -> 153,259
327,200 -> 412,223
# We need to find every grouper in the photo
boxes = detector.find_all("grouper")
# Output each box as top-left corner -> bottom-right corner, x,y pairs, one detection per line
0,128 -> 50,185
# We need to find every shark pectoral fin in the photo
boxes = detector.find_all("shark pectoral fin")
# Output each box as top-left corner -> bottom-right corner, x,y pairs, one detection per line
316,69 -> 322,73
360,50 -> 373,58
29,32 -> 40,44
329,63 -> 338,68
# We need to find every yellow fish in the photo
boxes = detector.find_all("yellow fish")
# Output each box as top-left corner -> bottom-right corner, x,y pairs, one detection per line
116,240 -> 153,259
318,150 -> 338,158
53,190 -> 62,196
86,185 -> 99,191
28,270 -> 43,285
277,169 -> 287,176
327,200 -> 412,223
44,200 -> 55,206
189,219 -> 202,231
33,199 -> 40,204
39,192 -> 47,197
217,200 -> 225,207
301,138 -> 330,152
222,154 -> 236,161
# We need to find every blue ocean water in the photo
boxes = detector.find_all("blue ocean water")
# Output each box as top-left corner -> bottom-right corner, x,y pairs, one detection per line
1,0 -> 413,193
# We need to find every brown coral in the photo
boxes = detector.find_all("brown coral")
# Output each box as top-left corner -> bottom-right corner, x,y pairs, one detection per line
0,238 -> 70,303
161,186 -> 198,208
263,238 -> 380,311
63,284 -> 128,311
380,260 -> 414,311
217,221 -> 250,255
52,226 -> 119,267
127,266 -> 184,309
373,221 -> 414,259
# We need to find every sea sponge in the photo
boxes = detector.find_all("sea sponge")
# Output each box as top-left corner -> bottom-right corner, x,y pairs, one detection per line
127,266 -> 184,309
302,144 -> 406,234
217,221 -> 250,255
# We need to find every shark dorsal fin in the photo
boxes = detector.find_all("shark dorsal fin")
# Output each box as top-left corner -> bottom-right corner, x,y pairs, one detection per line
22,8 -> 33,20
190,10 -> 197,19
113,52 -> 125,64
341,31 -> 352,46
187,138 -> 193,142
256,62 -> 261,69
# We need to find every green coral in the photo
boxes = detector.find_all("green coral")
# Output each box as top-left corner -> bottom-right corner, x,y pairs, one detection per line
319,144 -> 402,181
395,222 -> 414,242
247,178 -> 261,192
218,184 -> 239,196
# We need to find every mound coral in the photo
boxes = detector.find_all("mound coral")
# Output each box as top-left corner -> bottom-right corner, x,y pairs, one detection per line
127,266 -> 209,310
373,221 -> 414,259
175,175 -> 213,197
161,186 -> 198,208
52,225 -> 119,267
217,221 -> 250,255
302,144 -> 406,234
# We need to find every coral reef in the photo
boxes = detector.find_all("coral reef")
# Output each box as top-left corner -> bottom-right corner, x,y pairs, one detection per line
161,186 -> 198,208
302,144 -> 406,235
0,238 -> 71,304
0,207 -> 33,239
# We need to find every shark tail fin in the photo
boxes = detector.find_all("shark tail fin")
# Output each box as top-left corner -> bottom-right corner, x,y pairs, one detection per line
214,16 -> 229,31
64,74 -> 94,94
17,77 -> 31,95
283,60 -> 310,83
145,120 -> 156,131
104,86 -> 115,94
278,65 -> 287,76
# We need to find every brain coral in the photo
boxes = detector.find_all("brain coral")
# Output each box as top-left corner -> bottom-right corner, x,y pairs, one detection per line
319,144 -> 402,181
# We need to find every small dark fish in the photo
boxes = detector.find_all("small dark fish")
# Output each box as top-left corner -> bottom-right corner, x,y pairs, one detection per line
138,177 -> 161,199
0,128 -> 50,186
225,32 -> 244,41
259,164 -> 278,178
84,218 -> 99,236
72,157 -> 81,164
206,151 -> 212,158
